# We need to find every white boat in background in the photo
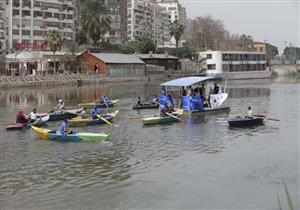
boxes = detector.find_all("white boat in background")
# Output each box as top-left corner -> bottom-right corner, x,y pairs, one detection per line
198,51 -> 272,79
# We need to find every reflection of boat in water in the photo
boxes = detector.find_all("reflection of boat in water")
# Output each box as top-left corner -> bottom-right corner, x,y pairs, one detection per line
160,76 -> 230,115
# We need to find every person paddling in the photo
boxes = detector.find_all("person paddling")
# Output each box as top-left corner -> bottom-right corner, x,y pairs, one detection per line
152,95 -> 159,105
246,106 -> 253,118
58,118 -> 71,134
16,109 -> 27,124
54,99 -> 65,113
160,103 -> 174,117
136,96 -> 143,107
91,107 -> 102,119
80,107 -> 88,119
99,95 -> 109,104
29,108 -> 38,123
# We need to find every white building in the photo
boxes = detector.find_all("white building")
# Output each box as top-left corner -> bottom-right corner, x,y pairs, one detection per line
0,0 -> 6,50
155,0 -> 187,46
127,0 -> 170,46
6,0 -> 78,50
199,51 -> 272,79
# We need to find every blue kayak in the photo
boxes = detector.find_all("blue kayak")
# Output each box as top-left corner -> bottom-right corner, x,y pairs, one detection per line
228,117 -> 264,127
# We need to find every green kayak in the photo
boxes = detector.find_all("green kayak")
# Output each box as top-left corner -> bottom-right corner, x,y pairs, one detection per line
76,133 -> 110,141
142,116 -> 179,125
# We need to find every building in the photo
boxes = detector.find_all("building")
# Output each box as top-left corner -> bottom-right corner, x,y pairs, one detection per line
137,52 -> 179,70
252,42 -> 279,65
155,0 -> 187,46
0,0 -> 6,50
199,51 -> 271,79
78,51 -> 146,77
102,0 -> 127,44
127,0 -> 170,46
6,0 -> 78,50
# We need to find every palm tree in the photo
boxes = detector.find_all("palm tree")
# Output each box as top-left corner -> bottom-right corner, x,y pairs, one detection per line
81,0 -> 111,45
169,20 -> 185,54
45,30 -> 61,74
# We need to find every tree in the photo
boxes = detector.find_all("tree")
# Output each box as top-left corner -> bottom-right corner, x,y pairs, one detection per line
169,20 -> 185,53
137,37 -> 156,54
45,30 -> 61,74
81,0 -> 111,45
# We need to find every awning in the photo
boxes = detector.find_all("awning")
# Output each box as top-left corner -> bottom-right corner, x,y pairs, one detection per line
160,76 -> 216,87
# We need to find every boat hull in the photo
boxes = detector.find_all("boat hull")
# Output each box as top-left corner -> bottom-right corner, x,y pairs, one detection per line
133,103 -> 159,110
6,116 -> 49,130
31,126 -> 52,139
180,106 -> 230,115
228,117 -> 264,127
67,115 -> 113,127
143,116 -> 179,125
79,100 -> 119,109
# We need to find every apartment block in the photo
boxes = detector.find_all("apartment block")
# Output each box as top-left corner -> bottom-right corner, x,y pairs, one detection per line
0,0 -> 6,50
127,0 -> 170,46
7,0 -> 78,50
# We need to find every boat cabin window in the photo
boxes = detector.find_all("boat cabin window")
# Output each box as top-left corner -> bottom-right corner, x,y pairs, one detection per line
207,54 -> 212,59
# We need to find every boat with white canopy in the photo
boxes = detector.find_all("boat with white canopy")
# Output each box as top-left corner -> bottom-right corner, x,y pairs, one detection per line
159,76 -> 230,114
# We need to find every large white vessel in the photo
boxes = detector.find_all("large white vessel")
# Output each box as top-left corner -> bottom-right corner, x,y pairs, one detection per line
199,51 -> 272,79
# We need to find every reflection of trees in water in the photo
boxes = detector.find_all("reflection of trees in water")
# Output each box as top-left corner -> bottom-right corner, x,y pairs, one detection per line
228,87 -> 270,98
0,82 -> 161,108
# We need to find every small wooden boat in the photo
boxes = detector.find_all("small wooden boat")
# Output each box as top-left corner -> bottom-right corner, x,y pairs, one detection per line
37,108 -> 83,121
132,102 -> 159,110
142,110 -> 183,125
79,100 -> 119,109
31,126 -> 110,141
228,117 -> 264,127
6,115 -> 49,130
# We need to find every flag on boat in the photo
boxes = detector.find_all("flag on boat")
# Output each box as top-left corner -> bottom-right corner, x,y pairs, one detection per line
210,93 -> 228,109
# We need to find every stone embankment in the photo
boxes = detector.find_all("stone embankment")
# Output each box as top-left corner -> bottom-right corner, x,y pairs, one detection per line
0,72 -> 196,88
271,64 -> 300,76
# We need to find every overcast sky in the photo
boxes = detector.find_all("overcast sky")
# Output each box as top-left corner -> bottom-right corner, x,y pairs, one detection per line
180,0 -> 299,53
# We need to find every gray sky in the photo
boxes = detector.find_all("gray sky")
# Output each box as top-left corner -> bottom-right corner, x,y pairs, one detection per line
180,0 -> 300,54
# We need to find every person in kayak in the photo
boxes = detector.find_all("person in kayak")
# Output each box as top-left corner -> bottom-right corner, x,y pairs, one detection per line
99,95 -> 109,104
29,108 -> 38,122
16,109 -> 27,123
54,99 -> 65,113
136,96 -> 143,107
58,118 -> 71,134
246,106 -> 253,118
160,103 -> 174,117
91,107 -> 102,119
161,86 -> 166,95
151,95 -> 159,105
80,107 -> 88,119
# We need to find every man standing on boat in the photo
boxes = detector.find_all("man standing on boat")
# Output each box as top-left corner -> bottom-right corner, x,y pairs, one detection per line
54,99 -> 65,113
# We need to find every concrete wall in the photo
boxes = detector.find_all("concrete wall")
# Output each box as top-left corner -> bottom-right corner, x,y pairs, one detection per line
271,64 -> 300,76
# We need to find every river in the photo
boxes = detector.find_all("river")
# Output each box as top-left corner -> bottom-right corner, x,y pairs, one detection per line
0,77 -> 299,209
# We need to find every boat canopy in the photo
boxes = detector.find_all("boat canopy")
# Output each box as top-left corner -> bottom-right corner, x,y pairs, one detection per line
160,76 -> 218,87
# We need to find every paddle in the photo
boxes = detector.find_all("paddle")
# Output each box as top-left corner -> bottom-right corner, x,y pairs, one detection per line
128,115 -> 153,120
254,113 -> 280,122
166,112 -> 184,123
97,114 -> 117,127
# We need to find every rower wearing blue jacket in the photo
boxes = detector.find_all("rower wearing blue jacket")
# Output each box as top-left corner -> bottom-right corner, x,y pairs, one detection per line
91,107 -> 102,119
100,95 -> 109,104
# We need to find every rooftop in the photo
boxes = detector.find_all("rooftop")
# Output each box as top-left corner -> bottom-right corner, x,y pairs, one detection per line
91,53 -> 145,64
136,53 -> 178,59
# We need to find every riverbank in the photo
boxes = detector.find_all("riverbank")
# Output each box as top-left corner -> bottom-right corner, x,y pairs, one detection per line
271,64 -> 300,76
0,72 -> 196,88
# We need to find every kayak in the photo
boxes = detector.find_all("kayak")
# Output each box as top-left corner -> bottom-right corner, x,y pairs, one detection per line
67,110 -> 119,127
31,126 -> 52,139
5,115 -> 49,130
142,116 -> 179,125
79,100 -> 119,109
67,115 -> 113,127
228,117 -> 264,127
37,108 -> 83,121
142,110 -> 183,125
133,103 -> 159,110
31,126 -> 110,141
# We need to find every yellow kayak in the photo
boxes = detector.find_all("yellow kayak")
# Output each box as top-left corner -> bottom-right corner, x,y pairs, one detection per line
31,126 -> 51,140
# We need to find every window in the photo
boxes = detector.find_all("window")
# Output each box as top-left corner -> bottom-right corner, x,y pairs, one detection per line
22,30 -> 30,35
22,10 -> 31,17
34,11 -> 42,17
222,54 -> 229,61
207,64 -> 216,70
13,29 -> 19,35
207,54 -> 212,59
34,30 -> 43,36
54,13 -> 60,19
223,64 -> 229,71
13,10 -> 19,16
